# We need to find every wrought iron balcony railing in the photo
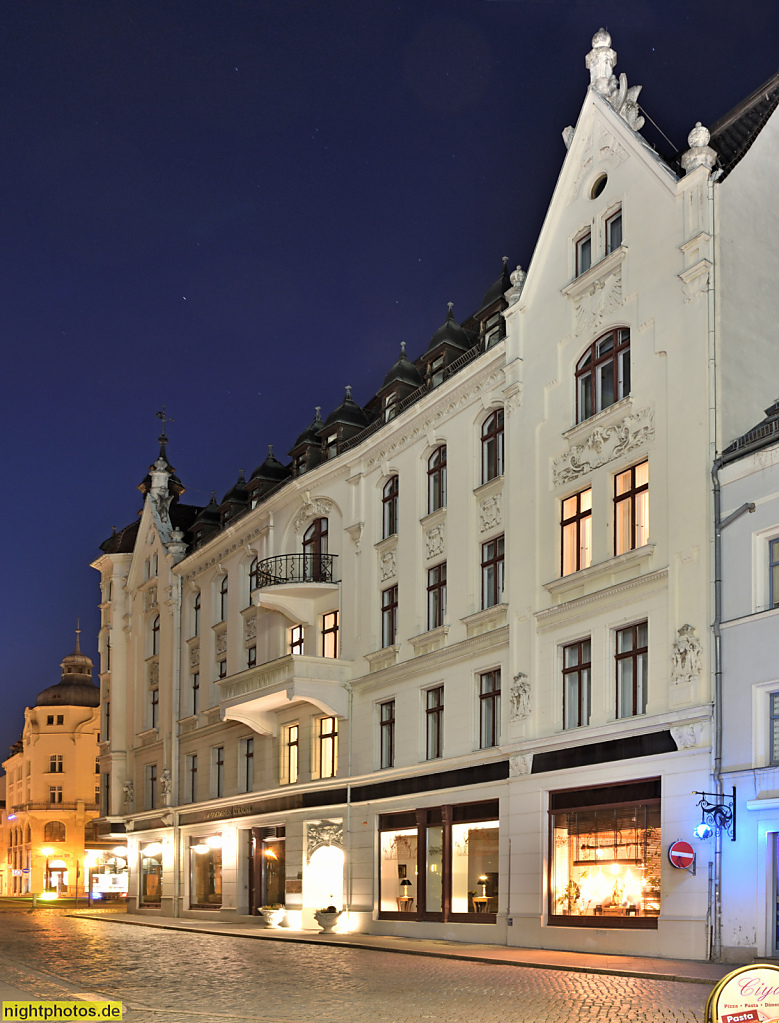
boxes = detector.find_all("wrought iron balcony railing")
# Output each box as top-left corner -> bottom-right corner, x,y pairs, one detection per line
254,553 -> 339,589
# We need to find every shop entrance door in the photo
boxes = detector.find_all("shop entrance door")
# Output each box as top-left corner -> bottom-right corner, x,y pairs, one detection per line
773,833 -> 779,957
250,827 -> 286,914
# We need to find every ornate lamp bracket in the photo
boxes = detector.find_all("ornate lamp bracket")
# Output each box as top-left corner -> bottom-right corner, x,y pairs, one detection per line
693,787 -> 736,841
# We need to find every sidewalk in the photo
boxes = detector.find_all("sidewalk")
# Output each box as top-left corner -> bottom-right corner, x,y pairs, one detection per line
69,911 -> 733,986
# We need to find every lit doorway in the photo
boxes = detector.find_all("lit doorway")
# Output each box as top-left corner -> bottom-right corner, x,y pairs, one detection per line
250,827 -> 286,914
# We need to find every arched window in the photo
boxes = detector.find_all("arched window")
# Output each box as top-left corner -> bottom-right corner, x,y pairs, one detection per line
382,476 -> 399,539
219,575 -> 228,622
151,615 -> 160,657
427,446 -> 447,513
481,410 -> 504,484
44,821 -> 66,843
303,518 -> 329,582
576,328 -> 630,423
248,556 -> 259,594
192,592 -> 201,637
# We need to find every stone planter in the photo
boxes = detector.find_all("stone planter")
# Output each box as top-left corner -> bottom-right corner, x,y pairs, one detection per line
314,909 -> 342,933
259,907 -> 286,928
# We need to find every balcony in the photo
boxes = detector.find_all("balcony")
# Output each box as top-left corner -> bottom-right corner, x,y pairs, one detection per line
218,653 -> 351,735
251,553 -> 340,623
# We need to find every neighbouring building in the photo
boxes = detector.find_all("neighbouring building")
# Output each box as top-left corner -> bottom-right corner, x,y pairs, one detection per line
1,632 -> 115,897
91,31 -> 779,959
719,400 -> 779,961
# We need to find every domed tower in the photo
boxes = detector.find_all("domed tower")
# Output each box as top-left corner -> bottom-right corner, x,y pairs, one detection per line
35,625 -> 100,709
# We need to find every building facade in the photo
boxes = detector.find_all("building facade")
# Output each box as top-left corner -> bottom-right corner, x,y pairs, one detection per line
92,32 -> 779,959
1,634 -> 111,897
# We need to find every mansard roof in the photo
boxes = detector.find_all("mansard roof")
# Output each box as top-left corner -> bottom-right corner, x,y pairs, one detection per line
721,398 -> 779,463
99,501 -> 201,554
380,343 -> 424,392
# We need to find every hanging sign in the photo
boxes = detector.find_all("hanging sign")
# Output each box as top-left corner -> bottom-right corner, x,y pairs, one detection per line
668,840 -> 696,870
706,964 -> 779,1023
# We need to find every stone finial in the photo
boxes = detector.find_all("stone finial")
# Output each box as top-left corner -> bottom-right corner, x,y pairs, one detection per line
586,28 -> 617,94
506,264 -> 527,306
681,122 -> 717,174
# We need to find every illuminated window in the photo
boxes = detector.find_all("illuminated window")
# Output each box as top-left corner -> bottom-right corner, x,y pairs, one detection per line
562,488 -> 592,575
290,625 -> 304,656
44,821 -> 65,842
318,717 -> 338,779
615,461 -> 649,555
284,724 -> 299,784
322,611 -> 339,658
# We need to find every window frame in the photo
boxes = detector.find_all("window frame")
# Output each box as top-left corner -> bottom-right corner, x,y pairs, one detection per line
247,645 -> 257,669
615,621 -> 649,718
576,328 -> 631,424
290,625 -> 304,656
479,670 -> 501,749
770,537 -> 779,609
190,672 -> 200,716
151,614 -> 160,656
248,556 -> 260,595
322,610 -> 339,658
284,723 -> 299,784
426,685 -> 444,760
561,488 -> 592,576
614,460 -> 649,555
576,229 -> 592,276
563,638 -> 592,730
427,445 -> 447,513
213,746 -> 225,798
186,753 -> 198,804
218,575 -> 228,623
605,207 -> 623,254
427,562 -> 447,631
318,716 -> 338,779
382,475 -> 399,539
380,699 -> 396,770
192,592 -> 201,638
381,584 -> 398,649
241,737 -> 254,793
481,535 -> 505,609
481,410 -> 504,484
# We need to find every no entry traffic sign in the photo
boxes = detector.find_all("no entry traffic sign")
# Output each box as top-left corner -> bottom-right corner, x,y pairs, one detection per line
668,839 -> 696,870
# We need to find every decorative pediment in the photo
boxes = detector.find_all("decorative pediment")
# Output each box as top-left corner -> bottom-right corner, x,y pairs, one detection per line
293,497 -> 334,534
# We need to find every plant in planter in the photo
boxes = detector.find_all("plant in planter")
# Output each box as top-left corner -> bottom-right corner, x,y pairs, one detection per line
556,879 -> 581,915
314,903 -> 342,933
259,904 -> 286,928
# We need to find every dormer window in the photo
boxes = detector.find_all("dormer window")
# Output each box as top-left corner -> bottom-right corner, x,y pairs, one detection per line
383,392 -> 397,423
606,209 -> 622,254
483,312 -> 505,349
293,452 -> 307,477
428,354 -> 445,388
324,431 -> 338,460
576,231 -> 592,276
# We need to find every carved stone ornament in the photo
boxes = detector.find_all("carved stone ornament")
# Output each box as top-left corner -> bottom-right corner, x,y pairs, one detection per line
244,615 -> 257,642
379,548 -> 396,582
510,673 -> 531,721
568,123 -> 629,205
161,768 -> 173,801
509,753 -> 533,777
189,643 -> 200,668
586,29 -> 645,132
574,267 -> 623,336
681,122 -> 717,175
215,628 -> 227,657
506,265 -> 527,306
293,497 -> 333,535
670,624 -> 702,686
306,819 -> 344,861
682,269 -> 709,304
670,721 -> 704,751
424,524 -> 445,560
346,522 -> 364,551
144,586 -> 158,612
479,495 -> 502,533
148,661 -> 159,686
553,406 -> 654,485
122,779 -> 134,807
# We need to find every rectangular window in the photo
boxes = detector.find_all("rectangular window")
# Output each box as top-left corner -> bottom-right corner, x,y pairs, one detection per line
290,625 -> 304,656
325,431 -> 338,460
481,410 -> 504,483
48,786 -> 63,804
606,209 -> 622,254
218,660 -> 227,680
190,836 -> 222,908
285,724 -> 299,784
770,693 -> 779,766
550,783 -> 661,928
213,746 -> 224,798
427,563 -> 447,631
479,670 -> 501,749
427,446 -> 447,513
380,700 -> 395,769
95,756 -> 100,774
382,476 -> 399,539
429,354 -> 445,388
150,687 -> 159,729
426,686 -> 444,760
770,538 -> 779,609
615,461 -> 649,555
318,717 -> 338,779
481,536 -> 505,609
57,715 -> 64,725
562,488 -> 592,575
247,645 -> 257,669
322,611 -> 339,658
563,639 -> 591,729
146,765 -> 157,810
186,754 -> 198,803
381,585 -> 398,648
616,622 -> 648,718
483,312 -> 505,349
383,391 -> 397,423
241,738 -> 254,793
49,755 -> 63,774
101,772 -> 110,817
191,672 -> 200,716
576,230 -> 592,276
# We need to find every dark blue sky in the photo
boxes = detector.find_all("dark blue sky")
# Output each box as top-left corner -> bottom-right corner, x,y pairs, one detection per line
1,0 -> 777,761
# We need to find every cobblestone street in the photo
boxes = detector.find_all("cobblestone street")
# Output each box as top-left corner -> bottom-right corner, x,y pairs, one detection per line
0,910 -> 713,1023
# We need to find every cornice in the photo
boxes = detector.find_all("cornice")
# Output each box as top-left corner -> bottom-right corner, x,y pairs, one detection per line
536,567 -> 668,627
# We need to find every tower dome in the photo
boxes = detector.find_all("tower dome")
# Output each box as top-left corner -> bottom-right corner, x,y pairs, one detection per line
36,626 -> 100,708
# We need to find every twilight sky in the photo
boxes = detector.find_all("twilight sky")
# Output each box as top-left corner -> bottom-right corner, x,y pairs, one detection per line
1,0 -> 777,761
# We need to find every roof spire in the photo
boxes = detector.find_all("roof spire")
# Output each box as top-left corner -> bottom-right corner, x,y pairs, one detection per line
345,385 -> 352,399
400,341 -> 407,356
155,405 -> 174,459
74,618 -> 81,655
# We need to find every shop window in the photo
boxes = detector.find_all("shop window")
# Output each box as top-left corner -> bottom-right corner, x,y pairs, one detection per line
616,622 -> 648,718
190,835 -> 222,908
481,410 -> 504,483
615,461 -> 649,555
549,781 -> 661,928
378,801 -> 499,921
140,841 -> 163,906
380,700 -> 395,769
427,445 -> 447,513
562,488 -> 592,576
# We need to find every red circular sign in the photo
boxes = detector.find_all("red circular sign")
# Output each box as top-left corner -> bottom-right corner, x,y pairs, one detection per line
668,840 -> 695,869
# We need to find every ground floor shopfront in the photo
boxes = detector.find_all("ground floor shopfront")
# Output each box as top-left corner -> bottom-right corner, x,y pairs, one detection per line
111,744 -> 713,959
